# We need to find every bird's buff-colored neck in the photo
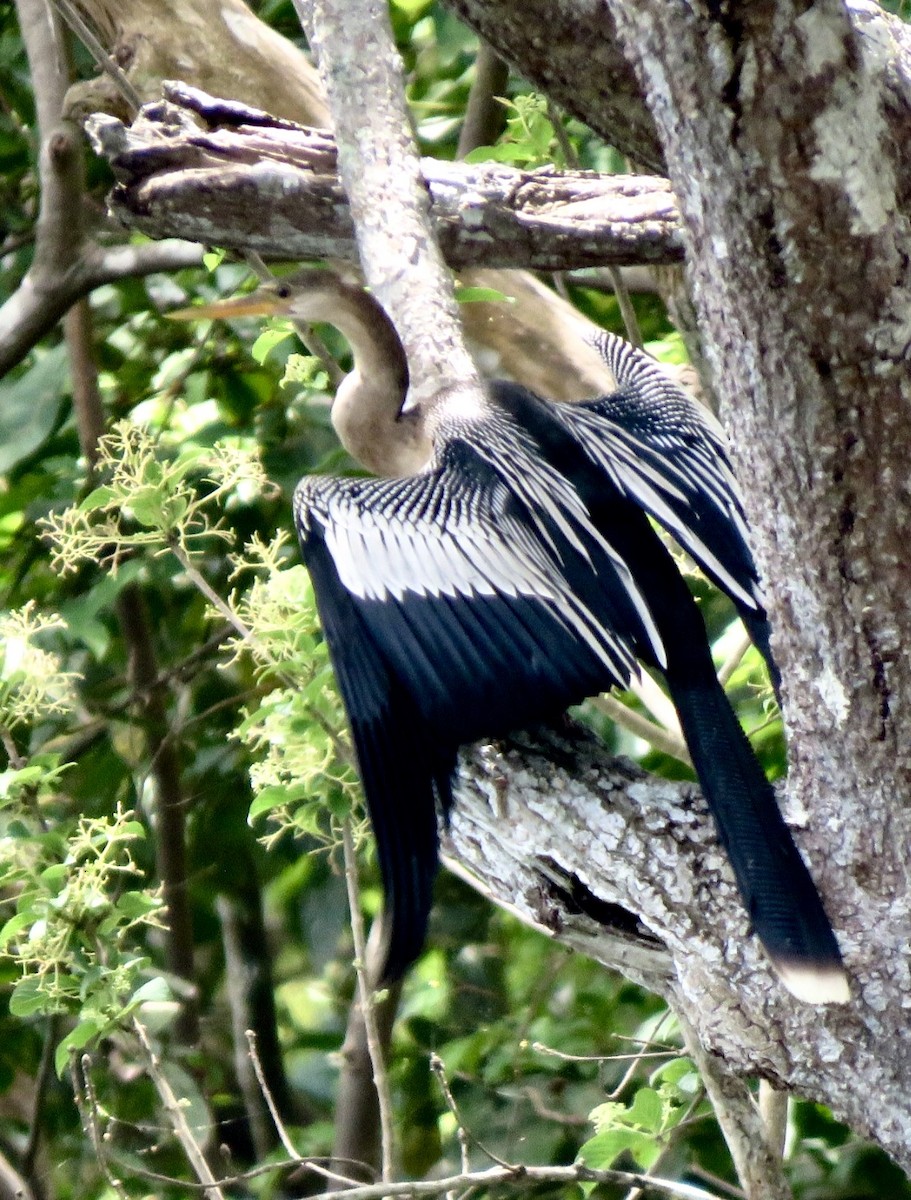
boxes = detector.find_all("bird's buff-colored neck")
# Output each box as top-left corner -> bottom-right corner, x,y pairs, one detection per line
312,278 -> 434,478
171,269 -> 435,478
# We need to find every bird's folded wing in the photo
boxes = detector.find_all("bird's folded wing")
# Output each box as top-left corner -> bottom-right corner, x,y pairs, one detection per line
558,333 -> 763,612
296,444 -> 652,744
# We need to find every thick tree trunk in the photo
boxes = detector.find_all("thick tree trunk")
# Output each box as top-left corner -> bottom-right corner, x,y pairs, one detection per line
443,0 -> 911,1168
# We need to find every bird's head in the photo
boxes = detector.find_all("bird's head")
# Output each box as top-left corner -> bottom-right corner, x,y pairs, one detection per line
168,267 -> 367,326
169,269 -> 430,477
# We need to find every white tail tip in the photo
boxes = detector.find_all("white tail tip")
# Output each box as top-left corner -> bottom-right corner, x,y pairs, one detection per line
776,960 -> 851,1005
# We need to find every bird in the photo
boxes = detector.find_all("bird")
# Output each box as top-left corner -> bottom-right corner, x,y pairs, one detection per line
174,268 -> 849,1005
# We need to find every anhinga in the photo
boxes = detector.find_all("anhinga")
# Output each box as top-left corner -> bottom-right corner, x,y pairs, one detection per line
179,270 -> 849,1005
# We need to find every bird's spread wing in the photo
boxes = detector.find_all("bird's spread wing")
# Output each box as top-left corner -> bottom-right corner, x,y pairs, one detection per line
294,439 -> 657,977
555,332 -> 762,612
297,440 -> 659,739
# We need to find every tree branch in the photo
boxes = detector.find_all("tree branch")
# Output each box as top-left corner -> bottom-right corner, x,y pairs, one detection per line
295,0 -> 481,407
456,40 -> 509,159
442,721 -> 911,1172
217,890 -> 295,1159
13,0 -> 202,1059
441,0 -> 911,185
675,1009 -> 792,1200
0,238 -> 204,379
82,85 -> 682,277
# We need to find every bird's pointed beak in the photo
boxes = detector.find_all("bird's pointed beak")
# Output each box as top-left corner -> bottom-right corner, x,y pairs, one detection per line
167,292 -> 289,321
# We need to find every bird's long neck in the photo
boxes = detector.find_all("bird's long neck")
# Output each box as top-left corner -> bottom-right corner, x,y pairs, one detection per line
326,283 -> 433,477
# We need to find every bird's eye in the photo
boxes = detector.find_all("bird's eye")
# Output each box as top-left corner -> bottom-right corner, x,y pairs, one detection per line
274,282 -> 292,299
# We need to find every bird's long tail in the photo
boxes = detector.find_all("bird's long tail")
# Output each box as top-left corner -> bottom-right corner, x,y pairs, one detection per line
665,657 -> 849,1004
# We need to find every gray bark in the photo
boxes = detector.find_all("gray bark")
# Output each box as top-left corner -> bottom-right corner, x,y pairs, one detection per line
443,0 -> 911,182
85,86 -> 682,272
439,0 -> 911,1172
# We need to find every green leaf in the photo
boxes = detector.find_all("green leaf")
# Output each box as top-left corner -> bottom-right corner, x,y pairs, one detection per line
644,331 -> 689,365
579,1126 -> 661,1172
77,485 -> 118,513
578,1128 -> 643,1169
129,976 -> 172,1007
464,142 -> 537,164
0,344 -> 68,473
589,1100 -> 623,1132
391,0 -> 433,18
125,491 -> 165,527
628,1086 -> 664,1132
0,764 -> 45,793
248,785 -> 301,823
251,326 -> 293,364
115,892 -> 161,919
203,249 -> 226,271
55,1017 -> 105,1076
0,910 -> 34,948
38,863 -> 68,892
61,558 -> 146,658
118,820 -> 146,840
649,1055 -> 699,1091
9,976 -> 50,1017
454,286 -> 515,305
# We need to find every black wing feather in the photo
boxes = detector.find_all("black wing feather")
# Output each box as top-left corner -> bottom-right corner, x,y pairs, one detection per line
545,337 -> 780,689
295,443 -> 648,978
301,525 -> 451,980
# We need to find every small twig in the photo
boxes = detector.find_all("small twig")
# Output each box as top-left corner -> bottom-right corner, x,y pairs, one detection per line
0,724 -> 26,769
329,917 -> 403,1187
245,1029 -> 370,1189
244,1031 -> 308,1162
534,1045 -> 678,1065
49,1142 -> 738,1200
50,0 -> 143,113
631,671 -> 682,737
121,1155 -> 367,1193
589,694 -> 691,767
168,540 -> 254,642
605,1010 -> 676,1102
341,821 -> 397,1184
531,1032 -> 680,1062
430,1054 -> 470,1180
147,627 -> 234,689
546,101 -> 580,170
133,1020 -> 226,1200
291,319 -> 348,388
166,539 -> 356,771
297,1162 -> 722,1200
688,1165 -> 746,1200
243,251 -> 273,281
609,265 -> 644,349
245,1028 -> 297,1157
717,627 -> 754,689
429,1053 -> 512,1172
72,1054 -> 130,1200
520,1086 -> 588,1128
